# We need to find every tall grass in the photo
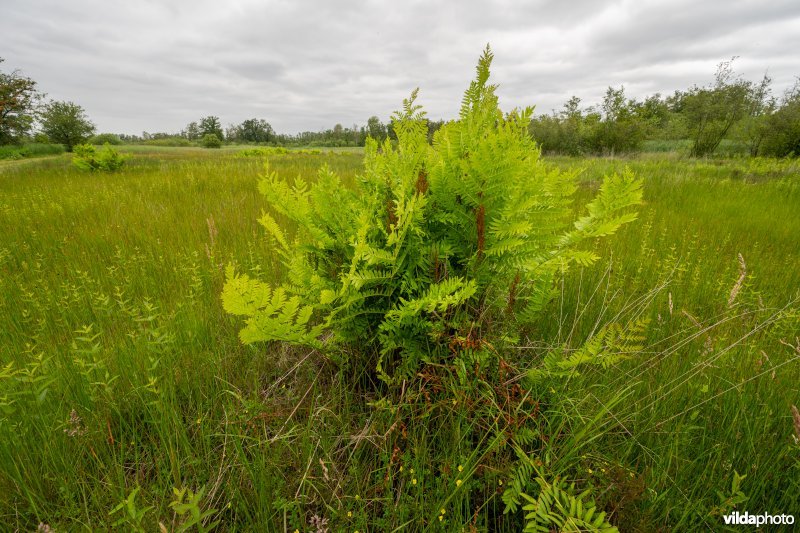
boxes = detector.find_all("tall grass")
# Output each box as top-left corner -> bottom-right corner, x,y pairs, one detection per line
0,147 -> 797,530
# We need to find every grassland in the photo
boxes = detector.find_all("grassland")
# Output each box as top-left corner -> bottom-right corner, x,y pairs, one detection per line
0,147 -> 798,531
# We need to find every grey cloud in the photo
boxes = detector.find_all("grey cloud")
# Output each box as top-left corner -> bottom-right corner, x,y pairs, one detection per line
1,0 -> 798,134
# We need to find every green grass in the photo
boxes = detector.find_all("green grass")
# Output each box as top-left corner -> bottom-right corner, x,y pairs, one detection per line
0,147 -> 798,530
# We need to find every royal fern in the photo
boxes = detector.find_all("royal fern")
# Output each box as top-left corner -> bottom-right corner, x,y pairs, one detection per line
222,45 -> 643,384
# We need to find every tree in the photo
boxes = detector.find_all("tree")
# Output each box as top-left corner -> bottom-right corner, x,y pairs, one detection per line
760,80 -> 800,157
365,115 -> 387,142
587,86 -> 646,154
199,116 -> 223,140
183,121 -> 200,141
236,118 -> 274,143
738,73 -> 775,156
0,58 -> 43,145
40,101 -> 95,151
682,59 -> 751,157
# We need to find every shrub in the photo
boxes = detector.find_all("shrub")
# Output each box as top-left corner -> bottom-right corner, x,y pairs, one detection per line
72,143 -> 126,171
0,143 -> 64,160
760,82 -> 800,157
89,133 -> 122,145
141,136 -> 191,147
200,133 -> 221,149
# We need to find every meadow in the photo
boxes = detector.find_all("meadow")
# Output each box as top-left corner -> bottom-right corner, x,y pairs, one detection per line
0,146 -> 798,531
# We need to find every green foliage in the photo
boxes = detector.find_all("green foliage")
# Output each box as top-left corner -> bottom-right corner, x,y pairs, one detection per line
169,486 -> 219,533
40,100 -> 95,151
520,476 -> 618,532
366,115 -> 387,142
760,82 -> 800,157
229,118 -> 274,143
224,47 -> 643,384
587,86 -> 647,154
142,136 -> 192,147
109,487 -> 153,532
0,142 -> 63,160
72,143 -> 126,171
682,59 -> 752,157
0,57 -> 43,145
529,96 -> 587,155
199,116 -> 224,140
89,132 -> 122,145
200,133 -> 221,148
528,317 -> 649,380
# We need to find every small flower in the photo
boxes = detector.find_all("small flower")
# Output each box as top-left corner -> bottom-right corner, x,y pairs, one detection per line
399,465 -> 403,472
409,468 -> 414,474
355,494 -> 360,500
498,479 -> 503,486
64,409 -> 86,437
456,479 -> 462,487
347,511 -> 352,518
438,515 -> 443,522
587,468 -> 593,475
457,464 -> 464,472
412,478 -> 417,485
440,508 -> 446,515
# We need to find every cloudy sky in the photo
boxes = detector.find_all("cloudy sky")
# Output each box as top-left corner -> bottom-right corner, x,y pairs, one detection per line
2,0 -> 799,135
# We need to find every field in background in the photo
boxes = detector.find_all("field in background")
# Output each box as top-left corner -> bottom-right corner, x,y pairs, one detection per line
0,147 -> 798,530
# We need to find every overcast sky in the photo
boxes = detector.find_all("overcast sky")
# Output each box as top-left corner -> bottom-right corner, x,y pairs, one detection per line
3,0 -> 799,135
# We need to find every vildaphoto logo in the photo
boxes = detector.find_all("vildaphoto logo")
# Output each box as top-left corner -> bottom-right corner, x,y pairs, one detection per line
723,511 -> 795,527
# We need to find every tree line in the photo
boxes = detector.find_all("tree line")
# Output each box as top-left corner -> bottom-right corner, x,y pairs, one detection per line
530,60 -> 800,157
1,56 -> 798,157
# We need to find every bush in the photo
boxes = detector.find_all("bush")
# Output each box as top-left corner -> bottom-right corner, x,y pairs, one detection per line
200,133 -> 221,149
89,133 -> 122,145
72,143 -> 126,171
760,84 -> 800,157
141,137 -> 191,147
0,143 -> 64,160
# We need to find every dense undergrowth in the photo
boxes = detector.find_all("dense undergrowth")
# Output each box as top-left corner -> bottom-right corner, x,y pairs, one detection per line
0,66 -> 799,532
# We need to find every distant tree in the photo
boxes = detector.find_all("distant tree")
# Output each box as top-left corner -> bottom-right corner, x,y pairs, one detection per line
365,115 -> 387,142
237,118 -> 274,143
587,86 -> 646,154
40,101 -> 95,152
529,96 -> 587,155
737,73 -> 775,156
0,58 -> 43,145
184,121 -> 200,141
682,59 -> 751,157
199,116 -> 224,140
760,80 -> 800,157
